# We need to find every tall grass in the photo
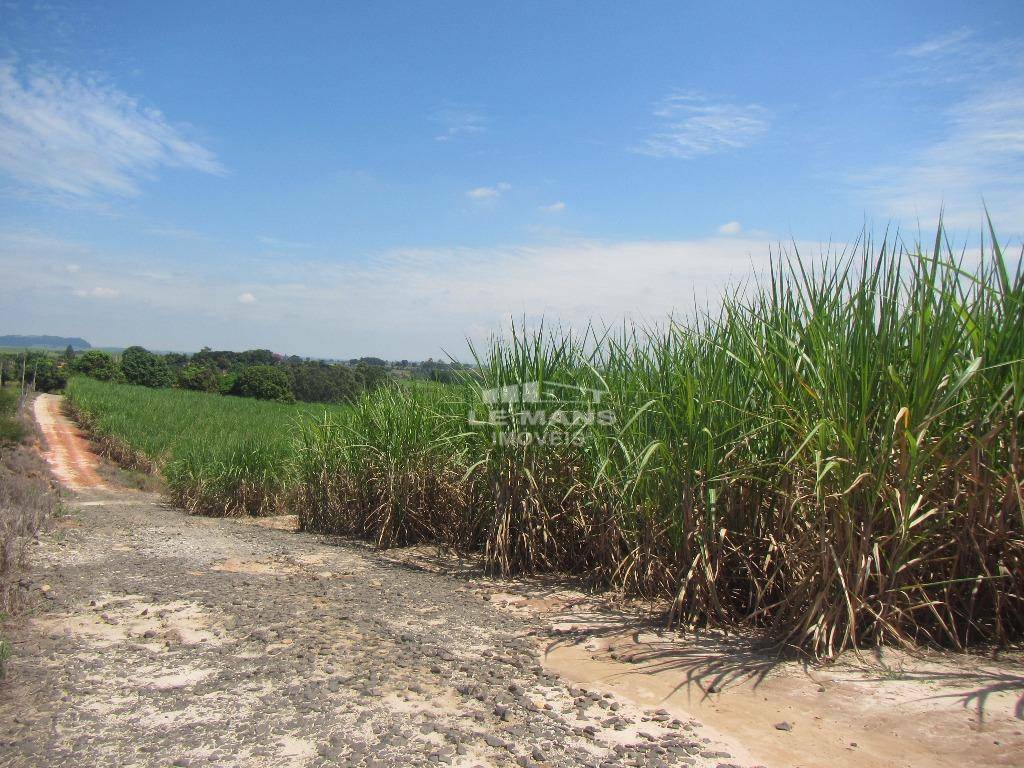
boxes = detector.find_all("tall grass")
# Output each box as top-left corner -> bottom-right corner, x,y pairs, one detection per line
64,379 -> 349,516
296,384 -> 474,546
67,223 -> 1022,656
298,225 -> 1023,655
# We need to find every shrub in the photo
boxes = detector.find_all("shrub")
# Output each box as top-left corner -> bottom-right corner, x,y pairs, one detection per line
217,372 -> 237,396
0,418 -> 23,445
178,364 -> 221,393
231,365 -> 294,402
71,350 -> 121,381
0,389 -> 16,418
0,389 -> 22,445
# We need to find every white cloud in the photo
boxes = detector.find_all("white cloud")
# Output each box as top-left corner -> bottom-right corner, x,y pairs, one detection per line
717,221 -> 741,235
540,201 -> 566,213
237,292 -> 257,304
634,91 -> 771,160
64,263 -> 81,273
467,182 -> 511,200
432,104 -> 486,142
72,286 -> 120,299
856,30 -> 1024,229
0,60 -> 223,203
0,227 -> 838,359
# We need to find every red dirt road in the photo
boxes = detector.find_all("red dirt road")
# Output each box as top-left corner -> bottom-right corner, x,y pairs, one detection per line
33,393 -> 107,491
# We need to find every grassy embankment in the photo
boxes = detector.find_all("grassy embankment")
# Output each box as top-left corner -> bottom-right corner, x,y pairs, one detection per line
68,226 -> 1024,656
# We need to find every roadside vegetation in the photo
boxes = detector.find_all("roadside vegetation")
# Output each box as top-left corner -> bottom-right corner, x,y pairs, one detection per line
0,387 -> 58,676
65,224 -> 1023,657
0,349 -> 69,394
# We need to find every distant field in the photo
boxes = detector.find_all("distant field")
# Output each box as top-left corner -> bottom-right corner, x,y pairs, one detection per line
65,377 -> 353,516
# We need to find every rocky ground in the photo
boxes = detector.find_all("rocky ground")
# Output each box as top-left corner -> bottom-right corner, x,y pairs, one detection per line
0,484 -> 748,768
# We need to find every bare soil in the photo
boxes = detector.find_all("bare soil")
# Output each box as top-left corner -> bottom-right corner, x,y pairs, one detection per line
0,398 -> 741,767
536,597 -> 1024,768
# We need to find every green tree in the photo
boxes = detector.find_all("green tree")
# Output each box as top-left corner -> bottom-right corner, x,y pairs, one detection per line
231,365 -> 293,402
354,361 -> 389,392
237,349 -> 277,367
288,361 -> 359,403
162,352 -> 189,372
120,346 -> 174,388
71,350 -> 122,381
33,359 -> 67,392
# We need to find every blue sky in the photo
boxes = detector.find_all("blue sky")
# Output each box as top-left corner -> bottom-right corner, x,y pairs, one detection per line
1,1 -> 1022,358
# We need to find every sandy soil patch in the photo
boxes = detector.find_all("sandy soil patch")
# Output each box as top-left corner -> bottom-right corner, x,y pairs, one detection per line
275,735 -> 317,766
34,594 -> 224,649
211,557 -> 299,576
540,606 -> 1024,768
140,666 -> 216,690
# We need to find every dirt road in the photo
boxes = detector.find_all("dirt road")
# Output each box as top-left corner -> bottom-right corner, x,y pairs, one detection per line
32,394 -> 106,491
0,400 -> 743,768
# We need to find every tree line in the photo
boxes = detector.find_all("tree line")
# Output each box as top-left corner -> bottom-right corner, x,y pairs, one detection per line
1,346 -> 393,404
0,344 -> 473,402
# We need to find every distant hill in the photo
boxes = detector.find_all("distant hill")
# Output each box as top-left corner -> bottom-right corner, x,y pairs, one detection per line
0,335 -> 91,350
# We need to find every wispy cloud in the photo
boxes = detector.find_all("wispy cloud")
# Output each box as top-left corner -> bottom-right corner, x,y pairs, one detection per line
467,181 -> 510,200
717,221 -> 741,235
902,28 -> 974,59
236,292 -> 257,304
855,30 -> 1024,229
539,201 -> 566,214
257,236 -> 311,250
893,28 -> 1017,86
633,91 -> 771,160
0,60 -> 224,204
432,103 -> 487,142
145,226 -> 209,241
